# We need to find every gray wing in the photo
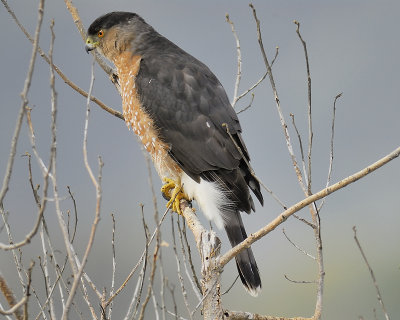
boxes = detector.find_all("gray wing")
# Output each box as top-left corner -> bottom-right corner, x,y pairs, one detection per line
136,45 -> 247,182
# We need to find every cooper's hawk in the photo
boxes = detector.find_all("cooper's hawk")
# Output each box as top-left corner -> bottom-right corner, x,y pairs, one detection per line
85,12 -> 264,296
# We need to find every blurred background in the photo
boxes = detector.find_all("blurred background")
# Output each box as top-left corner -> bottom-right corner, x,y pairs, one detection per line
0,0 -> 399,319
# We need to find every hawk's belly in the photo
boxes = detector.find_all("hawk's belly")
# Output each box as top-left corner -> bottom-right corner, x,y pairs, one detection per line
116,53 -> 182,182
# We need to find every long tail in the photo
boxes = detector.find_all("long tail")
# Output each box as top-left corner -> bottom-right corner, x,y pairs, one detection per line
224,210 -> 261,296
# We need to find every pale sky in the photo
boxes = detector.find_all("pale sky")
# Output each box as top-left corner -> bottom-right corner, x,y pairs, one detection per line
0,1 -> 399,319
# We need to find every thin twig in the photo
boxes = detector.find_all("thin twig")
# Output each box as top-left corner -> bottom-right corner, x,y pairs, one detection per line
167,283 -> 179,320
159,254 -> 167,320
221,275 -> 240,296
318,93 -> 342,211
353,226 -> 390,320
67,186 -> 79,242
107,213 -> 117,319
237,92 -> 255,115
290,113 -> 308,187
234,46 -> 279,107
171,215 -> 193,320
25,153 -> 41,207
292,214 -> 315,229
181,220 -> 202,295
226,14 -> 242,108
176,217 -> 202,301
150,287 -> 160,320
294,20 -> 313,196
284,274 -> 317,284
282,228 -> 316,260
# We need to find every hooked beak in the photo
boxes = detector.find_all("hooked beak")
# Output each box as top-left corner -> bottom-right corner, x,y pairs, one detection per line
85,44 -> 93,53
85,37 -> 98,53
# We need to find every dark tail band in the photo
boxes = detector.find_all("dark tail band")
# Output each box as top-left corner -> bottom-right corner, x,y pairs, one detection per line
224,210 -> 261,296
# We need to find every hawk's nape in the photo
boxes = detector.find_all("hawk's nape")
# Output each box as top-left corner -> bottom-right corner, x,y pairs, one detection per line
86,11 -> 264,295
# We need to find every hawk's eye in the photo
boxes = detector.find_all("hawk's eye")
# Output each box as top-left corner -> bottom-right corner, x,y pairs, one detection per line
98,30 -> 104,38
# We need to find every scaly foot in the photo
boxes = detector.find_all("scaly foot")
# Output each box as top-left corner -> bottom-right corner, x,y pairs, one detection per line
161,178 -> 190,215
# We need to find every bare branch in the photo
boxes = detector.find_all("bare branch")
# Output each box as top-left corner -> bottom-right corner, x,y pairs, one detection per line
219,145 -> 400,268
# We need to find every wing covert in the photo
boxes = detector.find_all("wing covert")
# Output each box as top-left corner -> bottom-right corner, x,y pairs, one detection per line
135,47 -> 249,181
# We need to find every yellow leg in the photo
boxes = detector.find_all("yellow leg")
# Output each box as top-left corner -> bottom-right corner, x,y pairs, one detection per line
161,178 -> 190,215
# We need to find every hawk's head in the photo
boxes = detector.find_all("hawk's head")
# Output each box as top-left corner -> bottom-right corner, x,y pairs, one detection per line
85,12 -> 150,61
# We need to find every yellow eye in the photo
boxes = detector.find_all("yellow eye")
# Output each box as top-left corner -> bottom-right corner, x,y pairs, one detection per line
98,30 -> 104,38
